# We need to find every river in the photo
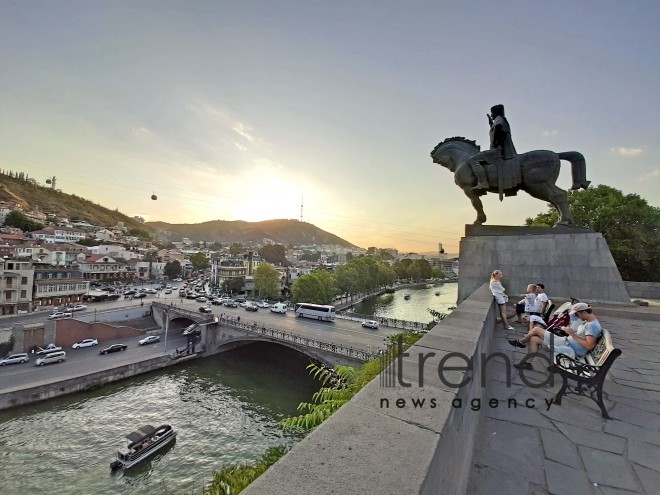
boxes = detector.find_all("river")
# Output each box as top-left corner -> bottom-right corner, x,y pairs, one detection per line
0,343 -> 318,495
0,284 -> 457,494
350,282 -> 458,323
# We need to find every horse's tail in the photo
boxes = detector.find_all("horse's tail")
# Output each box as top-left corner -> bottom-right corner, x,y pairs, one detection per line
558,151 -> 590,190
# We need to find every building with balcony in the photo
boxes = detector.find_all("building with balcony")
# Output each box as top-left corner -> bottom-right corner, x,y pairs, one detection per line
33,267 -> 89,308
30,226 -> 87,244
0,258 -> 34,315
76,254 -> 135,281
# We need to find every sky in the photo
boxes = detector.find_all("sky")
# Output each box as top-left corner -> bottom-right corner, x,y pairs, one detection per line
1,1 -> 658,254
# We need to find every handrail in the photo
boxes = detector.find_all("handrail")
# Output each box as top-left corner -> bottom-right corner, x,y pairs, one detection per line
217,317 -> 375,362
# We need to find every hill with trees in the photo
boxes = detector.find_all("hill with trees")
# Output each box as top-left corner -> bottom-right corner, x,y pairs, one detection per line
0,171 -> 147,231
146,219 -> 359,248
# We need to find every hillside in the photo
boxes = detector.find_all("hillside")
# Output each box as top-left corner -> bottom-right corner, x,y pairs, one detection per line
0,172 -> 148,231
146,219 -> 359,248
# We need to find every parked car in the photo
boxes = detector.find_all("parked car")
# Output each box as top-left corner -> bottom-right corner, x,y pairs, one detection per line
36,344 -> 63,355
199,306 -> 213,314
72,338 -> 99,349
257,301 -> 270,308
211,298 -> 224,305
134,293 -> 147,298
100,343 -> 128,354
70,304 -> 87,312
164,289 -> 172,294
196,296 -> 208,303
35,351 -> 66,366
361,320 -> 379,329
0,353 -> 29,366
245,304 -> 258,312
139,335 -> 161,345
224,300 -> 239,308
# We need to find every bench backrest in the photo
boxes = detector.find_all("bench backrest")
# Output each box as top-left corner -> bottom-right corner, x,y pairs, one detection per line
588,329 -> 614,367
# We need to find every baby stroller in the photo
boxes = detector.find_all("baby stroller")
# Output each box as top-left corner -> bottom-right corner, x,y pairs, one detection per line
529,298 -> 580,336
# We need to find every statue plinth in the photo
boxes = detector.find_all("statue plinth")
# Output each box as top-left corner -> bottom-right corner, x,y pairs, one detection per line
457,225 -> 630,305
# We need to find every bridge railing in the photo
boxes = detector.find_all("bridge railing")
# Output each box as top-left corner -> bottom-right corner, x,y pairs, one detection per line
335,312 -> 428,330
153,302 -> 214,322
217,317 -> 376,362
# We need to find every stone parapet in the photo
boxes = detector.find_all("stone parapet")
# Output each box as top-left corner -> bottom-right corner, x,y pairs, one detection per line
458,227 -> 630,304
243,283 -> 496,495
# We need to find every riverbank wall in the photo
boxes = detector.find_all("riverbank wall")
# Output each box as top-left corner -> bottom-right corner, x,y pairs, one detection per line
0,353 -> 197,410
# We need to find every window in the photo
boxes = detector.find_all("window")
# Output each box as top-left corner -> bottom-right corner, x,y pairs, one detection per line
20,290 -> 26,298
21,277 -> 28,285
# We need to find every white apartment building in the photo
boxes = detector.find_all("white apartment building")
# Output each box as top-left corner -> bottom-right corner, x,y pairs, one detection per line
30,226 -> 87,244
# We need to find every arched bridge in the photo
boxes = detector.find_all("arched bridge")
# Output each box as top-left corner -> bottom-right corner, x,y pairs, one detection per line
151,302 -> 373,367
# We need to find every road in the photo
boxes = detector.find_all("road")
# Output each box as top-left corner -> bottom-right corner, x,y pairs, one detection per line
0,285 -> 406,391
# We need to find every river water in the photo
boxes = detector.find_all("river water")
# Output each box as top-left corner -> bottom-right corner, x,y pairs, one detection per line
0,344 -> 317,495
0,284 -> 458,494
351,282 -> 458,323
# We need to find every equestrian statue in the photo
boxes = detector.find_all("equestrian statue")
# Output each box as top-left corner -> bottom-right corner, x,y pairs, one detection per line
431,105 -> 590,226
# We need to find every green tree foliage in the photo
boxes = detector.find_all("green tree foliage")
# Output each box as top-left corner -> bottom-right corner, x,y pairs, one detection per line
189,252 -> 210,271
75,238 -> 97,247
164,260 -> 181,279
300,250 -> 321,262
431,267 -> 447,279
206,445 -> 290,495
3,211 -> 44,232
127,227 -> 151,240
291,273 -> 328,304
281,331 -> 423,431
525,185 -> 660,281
258,244 -> 288,266
143,251 -> 159,262
313,268 -> 337,302
229,242 -> 244,255
223,277 -> 245,294
392,258 -> 413,280
254,263 -> 281,299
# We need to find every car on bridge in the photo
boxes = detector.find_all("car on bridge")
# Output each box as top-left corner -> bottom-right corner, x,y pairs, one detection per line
70,304 -> 87,312
36,344 -> 63,355
72,339 -> 99,349
48,311 -> 72,320
196,296 -> 208,303
199,306 -> 213,314
100,343 -> 128,355
134,293 -> 147,299
182,324 -> 201,336
361,320 -> 379,329
139,335 -> 161,345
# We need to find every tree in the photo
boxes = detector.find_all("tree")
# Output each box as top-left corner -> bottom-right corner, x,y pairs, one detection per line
143,251 -> 159,262
259,244 -> 288,266
526,185 -> 660,281
229,242 -> 244,255
431,267 -> 447,279
76,238 -> 97,247
127,227 -> 152,240
223,277 -> 245,294
291,273 -> 336,304
164,260 -> 182,279
254,263 -> 281,299
3,211 -> 44,232
189,252 -> 210,271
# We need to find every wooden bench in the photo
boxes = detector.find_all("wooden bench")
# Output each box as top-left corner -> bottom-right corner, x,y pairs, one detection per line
549,329 -> 622,419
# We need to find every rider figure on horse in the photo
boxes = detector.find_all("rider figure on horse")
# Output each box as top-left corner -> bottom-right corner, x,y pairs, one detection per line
470,104 -> 517,190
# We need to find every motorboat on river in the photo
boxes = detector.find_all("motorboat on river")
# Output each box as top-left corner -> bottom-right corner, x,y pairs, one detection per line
110,424 -> 176,470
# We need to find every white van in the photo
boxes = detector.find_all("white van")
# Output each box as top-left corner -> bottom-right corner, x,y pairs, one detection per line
270,303 -> 287,314
35,351 -> 67,366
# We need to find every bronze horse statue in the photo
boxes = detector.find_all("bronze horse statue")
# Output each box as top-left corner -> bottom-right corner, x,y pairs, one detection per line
431,137 -> 590,226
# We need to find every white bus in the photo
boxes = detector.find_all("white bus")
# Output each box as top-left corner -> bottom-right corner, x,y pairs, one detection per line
295,303 -> 336,321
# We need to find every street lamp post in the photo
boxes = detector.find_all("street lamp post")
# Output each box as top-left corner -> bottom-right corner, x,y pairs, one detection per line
163,309 -> 169,352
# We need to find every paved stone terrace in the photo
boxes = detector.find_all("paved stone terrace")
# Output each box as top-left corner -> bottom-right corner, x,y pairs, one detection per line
469,305 -> 660,494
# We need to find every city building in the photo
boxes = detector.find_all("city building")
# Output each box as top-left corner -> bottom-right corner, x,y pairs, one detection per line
33,266 -> 89,308
0,258 -> 35,315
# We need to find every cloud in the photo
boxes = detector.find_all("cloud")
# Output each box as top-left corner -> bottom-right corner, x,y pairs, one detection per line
132,126 -> 154,137
639,169 -> 659,181
234,141 -> 247,151
542,130 -> 557,136
610,147 -> 643,157
232,123 -> 255,143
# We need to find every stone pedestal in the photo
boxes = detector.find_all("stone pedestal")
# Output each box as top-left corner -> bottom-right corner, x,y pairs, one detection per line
458,225 -> 630,304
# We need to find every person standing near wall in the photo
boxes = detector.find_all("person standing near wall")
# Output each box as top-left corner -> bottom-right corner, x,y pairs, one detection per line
489,270 -> 515,330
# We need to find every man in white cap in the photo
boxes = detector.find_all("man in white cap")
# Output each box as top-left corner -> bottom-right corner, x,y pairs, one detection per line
507,302 -> 603,370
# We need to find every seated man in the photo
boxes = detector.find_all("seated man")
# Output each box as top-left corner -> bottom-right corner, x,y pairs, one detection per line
515,284 -> 538,322
507,303 -> 602,370
534,283 -> 549,317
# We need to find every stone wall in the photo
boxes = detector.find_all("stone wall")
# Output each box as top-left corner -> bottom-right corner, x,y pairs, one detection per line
625,282 -> 660,300
243,283 -> 496,495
